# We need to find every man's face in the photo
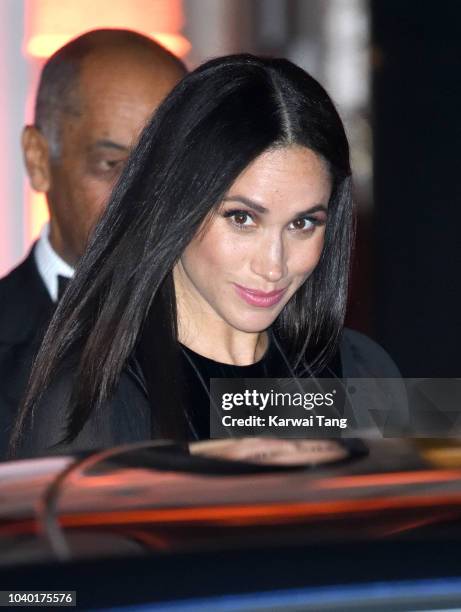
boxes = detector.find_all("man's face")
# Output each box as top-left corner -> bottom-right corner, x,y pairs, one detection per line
26,51 -> 182,265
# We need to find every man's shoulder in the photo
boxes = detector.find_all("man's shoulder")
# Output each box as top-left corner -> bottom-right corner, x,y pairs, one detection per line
340,327 -> 402,378
0,251 -> 34,292
0,247 -> 48,299
0,248 -> 52,344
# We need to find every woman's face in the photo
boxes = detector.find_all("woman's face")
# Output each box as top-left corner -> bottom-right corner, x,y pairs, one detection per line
174,145 -> 332,336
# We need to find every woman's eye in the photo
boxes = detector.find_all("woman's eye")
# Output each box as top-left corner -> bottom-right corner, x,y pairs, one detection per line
289,217 -> 317,232
224,210 -> 256,229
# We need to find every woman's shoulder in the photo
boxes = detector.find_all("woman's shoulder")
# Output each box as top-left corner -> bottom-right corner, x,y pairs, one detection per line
339,328 -> 408,435
13,358 -> 151,460
339,327 -> 402,378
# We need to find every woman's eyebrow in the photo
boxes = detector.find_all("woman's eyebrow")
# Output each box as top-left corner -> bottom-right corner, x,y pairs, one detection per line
223,196 -> 268,213
223,196 -> 328,216
292,204 -> 328,216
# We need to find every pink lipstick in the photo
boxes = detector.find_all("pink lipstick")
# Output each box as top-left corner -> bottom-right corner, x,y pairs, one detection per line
233,283 -> 287,308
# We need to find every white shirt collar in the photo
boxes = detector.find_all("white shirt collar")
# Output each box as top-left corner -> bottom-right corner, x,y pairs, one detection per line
34,223 -> 74,302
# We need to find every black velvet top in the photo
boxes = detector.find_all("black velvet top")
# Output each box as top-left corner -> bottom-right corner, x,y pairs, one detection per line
178,334 -> 342,440
15,328 -> 404,460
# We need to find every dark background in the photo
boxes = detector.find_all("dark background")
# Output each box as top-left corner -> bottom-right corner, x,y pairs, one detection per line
369,0 -> 461,376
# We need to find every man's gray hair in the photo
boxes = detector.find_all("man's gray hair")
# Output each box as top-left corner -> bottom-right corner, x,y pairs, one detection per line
35,56 -> 80,158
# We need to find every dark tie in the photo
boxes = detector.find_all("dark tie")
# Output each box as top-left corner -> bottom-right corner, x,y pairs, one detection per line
57,275 -> 71,301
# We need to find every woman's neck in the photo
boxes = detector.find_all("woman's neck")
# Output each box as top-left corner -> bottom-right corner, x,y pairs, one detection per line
176,294 -> 269,365
179,325 -> 269,366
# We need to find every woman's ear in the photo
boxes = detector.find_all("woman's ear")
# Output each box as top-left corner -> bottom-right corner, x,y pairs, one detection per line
21,125 -> 51,192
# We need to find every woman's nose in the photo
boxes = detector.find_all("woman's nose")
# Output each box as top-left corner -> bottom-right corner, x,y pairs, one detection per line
249,234 -> 287,283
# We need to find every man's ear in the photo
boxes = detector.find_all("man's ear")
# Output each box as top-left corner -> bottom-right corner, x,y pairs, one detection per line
21,125 -> 52,192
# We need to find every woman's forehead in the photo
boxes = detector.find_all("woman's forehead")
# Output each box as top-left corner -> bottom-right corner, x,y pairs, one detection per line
225,146 -> 332,213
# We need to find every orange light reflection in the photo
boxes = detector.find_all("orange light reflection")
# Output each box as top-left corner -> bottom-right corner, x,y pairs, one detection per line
28,191 -> 48,243
313,469 -> 461,490
27,32 -> 190,59
58,492 -> 461,529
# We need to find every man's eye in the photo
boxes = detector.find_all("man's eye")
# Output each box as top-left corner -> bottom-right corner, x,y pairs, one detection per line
88,156 -> 128,178
101,159 -> 124,170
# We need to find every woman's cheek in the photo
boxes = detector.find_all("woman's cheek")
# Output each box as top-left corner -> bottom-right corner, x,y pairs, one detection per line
207,230 -> 247,273
290,236 -> 325,280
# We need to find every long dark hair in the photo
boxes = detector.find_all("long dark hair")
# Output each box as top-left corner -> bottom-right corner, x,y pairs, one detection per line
12,54 -> 353,451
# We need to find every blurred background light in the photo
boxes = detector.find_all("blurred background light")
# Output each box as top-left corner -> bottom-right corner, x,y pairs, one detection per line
26,32 -> 190,59
24,0 -> 185,48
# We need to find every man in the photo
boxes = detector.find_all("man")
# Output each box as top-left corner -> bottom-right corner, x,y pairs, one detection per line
0,29 -> 186,455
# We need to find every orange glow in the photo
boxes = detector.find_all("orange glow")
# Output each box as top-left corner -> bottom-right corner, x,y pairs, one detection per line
3,491 -> 461,538
313,469 -> 461,490
59,492 -> 461,528
25,0 -> 183,35
27,32 -> 190,59
28,191 -> 49,242
24,0 -> 187,57
150,32 -> 190,58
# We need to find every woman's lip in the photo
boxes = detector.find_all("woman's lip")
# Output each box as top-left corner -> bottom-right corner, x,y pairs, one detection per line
233,283 -> 288,307
234,283 -> 287,297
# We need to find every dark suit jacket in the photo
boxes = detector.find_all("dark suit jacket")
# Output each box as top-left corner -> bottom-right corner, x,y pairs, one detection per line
0,247 -> 54,455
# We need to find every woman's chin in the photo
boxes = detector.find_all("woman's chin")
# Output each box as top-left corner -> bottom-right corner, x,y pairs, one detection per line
223,304 -> 284,334
226,315 -> 277,335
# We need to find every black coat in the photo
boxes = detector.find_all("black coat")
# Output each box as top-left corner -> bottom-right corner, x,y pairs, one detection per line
13,328 -> 406,460
0,248 -> 54,455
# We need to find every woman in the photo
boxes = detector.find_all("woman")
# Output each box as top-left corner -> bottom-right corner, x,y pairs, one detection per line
10,54 -> 401,458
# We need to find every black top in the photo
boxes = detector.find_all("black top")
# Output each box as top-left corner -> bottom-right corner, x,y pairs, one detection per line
178,335 -> 343,439
12,328 -> 405,460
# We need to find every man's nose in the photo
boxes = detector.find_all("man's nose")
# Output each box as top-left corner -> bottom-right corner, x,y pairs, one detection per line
249,233 -> 287,284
